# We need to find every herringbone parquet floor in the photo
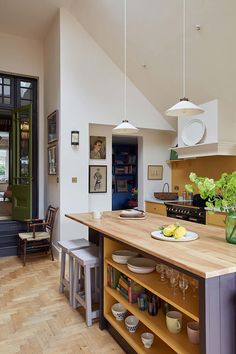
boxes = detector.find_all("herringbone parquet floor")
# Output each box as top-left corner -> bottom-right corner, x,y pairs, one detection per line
0,256 -> 124,354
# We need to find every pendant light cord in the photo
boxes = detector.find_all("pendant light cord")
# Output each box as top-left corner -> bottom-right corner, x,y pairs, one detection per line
124,0 -> 127,120
183,0 -> 186,98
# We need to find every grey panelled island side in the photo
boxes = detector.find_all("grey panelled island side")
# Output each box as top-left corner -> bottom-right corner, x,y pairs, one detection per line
66,211 -> 236,354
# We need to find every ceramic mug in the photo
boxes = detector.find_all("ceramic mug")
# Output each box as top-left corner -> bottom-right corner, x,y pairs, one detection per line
93,211 -> 103,219
166,311 -> 182,334
187,321 -> 200,344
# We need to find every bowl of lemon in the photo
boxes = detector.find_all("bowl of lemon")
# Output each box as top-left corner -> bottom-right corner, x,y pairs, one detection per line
151,222 -> 198,242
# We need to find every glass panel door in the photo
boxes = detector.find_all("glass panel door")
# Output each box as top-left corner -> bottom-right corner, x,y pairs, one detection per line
12,104 -> 32,220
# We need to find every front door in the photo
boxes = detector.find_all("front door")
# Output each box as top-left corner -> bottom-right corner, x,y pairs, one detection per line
12,105 -> 32,221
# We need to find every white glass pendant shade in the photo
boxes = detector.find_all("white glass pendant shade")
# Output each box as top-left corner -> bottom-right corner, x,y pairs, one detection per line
165,98 -> 204,117
112,120 -> 139,135
166,0 -> 204,118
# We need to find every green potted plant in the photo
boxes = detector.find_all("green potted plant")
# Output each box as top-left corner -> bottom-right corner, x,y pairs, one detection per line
185,172 -> 236,244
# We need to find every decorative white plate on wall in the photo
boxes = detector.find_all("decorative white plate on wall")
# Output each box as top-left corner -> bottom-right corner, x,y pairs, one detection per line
181,118 -> 206,146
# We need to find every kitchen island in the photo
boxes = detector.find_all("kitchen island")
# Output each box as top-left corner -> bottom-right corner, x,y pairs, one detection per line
66,211 -> 236,354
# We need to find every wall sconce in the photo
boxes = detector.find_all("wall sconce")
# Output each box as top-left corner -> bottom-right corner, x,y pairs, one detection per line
71,131 -> 79,146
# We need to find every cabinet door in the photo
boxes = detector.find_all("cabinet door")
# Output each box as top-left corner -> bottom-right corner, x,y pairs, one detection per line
206,212 -> 225,227
146,202 -> 166,216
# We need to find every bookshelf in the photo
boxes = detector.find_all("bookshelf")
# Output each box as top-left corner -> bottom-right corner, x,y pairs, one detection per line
112,143 -> 138,210
104,237 -> 200,354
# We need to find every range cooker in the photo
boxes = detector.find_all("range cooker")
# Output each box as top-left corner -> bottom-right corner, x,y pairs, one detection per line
165,201 -> 206,224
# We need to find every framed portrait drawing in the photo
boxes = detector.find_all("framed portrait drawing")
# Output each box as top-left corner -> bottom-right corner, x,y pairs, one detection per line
116,179 -> 128,192
147,165 -> 163,180
48,145 -> 57,175
89,165 -> 107,193
47,110 -> 58,144
90,136 -> 106,159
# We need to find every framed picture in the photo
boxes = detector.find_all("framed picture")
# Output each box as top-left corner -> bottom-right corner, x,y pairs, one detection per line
147,165 -> 163,180
90,136 -> 106,159
116,179 -> 128,192
48,145 -> 57,175
47,110 -> 58,144
89,165 -> 107,193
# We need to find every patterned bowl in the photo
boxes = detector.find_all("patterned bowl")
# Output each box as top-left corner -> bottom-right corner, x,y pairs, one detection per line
125,315 -> 139,333
111,303 -> 127,321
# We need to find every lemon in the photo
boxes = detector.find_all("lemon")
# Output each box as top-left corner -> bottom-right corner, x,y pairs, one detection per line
163,224 -> 177,237
174,226 -> 187,239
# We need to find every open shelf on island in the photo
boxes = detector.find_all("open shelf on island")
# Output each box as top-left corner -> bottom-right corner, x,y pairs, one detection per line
105,258 -> 199,322
105,286 -> 199,354
105,312 -> 175,354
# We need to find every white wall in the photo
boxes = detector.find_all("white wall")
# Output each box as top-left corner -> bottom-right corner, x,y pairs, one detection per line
88,125 -> 172,212
141,129 -> 172,205
0,31 -> 45,216
59,8 -> 174,241
44,13 -> 61,245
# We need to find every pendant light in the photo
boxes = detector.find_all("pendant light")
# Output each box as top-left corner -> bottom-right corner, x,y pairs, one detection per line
112,0 -> 139,134
165,0 -> 204,117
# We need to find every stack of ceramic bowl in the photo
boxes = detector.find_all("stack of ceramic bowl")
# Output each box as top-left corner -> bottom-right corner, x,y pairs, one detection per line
111,303 -> 127,321
127,257 -> 156,274
141,333 -> 154,348
112,250 -> 138,264
125,315 -> 139,333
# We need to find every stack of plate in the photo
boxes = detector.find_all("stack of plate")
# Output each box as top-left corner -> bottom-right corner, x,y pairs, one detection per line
112,250 -> 138,264
127,257 -> 156,274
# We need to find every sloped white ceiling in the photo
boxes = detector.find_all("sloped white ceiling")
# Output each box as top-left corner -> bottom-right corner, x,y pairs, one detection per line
0,0 -> 235,130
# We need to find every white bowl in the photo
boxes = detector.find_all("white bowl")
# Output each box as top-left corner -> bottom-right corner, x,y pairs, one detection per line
112,250 -> 138,264
127,257 -> 156,274
127,264 -> 155,274
111,303 -> 127,321
127,257 -> 157,268
125,315 -> 139,333
141,332 -> 154,348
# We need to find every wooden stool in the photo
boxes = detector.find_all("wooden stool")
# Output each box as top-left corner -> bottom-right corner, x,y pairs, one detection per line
71,246 -> 99,327
58,238 -> 90,305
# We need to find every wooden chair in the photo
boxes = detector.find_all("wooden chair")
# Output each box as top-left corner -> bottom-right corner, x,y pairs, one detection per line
18,205 -> 59,266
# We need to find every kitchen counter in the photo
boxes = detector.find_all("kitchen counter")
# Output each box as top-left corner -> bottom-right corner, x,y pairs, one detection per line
66,211 -> 235,279
66,211 -> 236,354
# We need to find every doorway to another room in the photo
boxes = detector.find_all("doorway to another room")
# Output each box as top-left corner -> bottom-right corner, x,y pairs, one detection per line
112,136 -> 138,210
0,73 -> 38,221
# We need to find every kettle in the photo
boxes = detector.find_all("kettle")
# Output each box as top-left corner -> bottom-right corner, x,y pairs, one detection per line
192,194 -> 207,208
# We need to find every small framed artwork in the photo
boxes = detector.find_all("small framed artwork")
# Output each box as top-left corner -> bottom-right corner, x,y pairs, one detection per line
147,165 -> 163,180
48,145 -> 57,175
116,179 -> 128,193
47,110 -> 58,144
90,136 -> 106,159
89,165 -> 107,193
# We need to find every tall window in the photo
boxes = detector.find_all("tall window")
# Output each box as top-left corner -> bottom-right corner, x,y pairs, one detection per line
0,76 -> 13,107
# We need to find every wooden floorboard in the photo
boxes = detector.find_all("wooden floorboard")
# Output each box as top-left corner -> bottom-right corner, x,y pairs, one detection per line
0,256 -> 124,354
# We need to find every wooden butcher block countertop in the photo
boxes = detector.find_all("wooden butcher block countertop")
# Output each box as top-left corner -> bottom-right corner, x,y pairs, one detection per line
66,211 -> 236,279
